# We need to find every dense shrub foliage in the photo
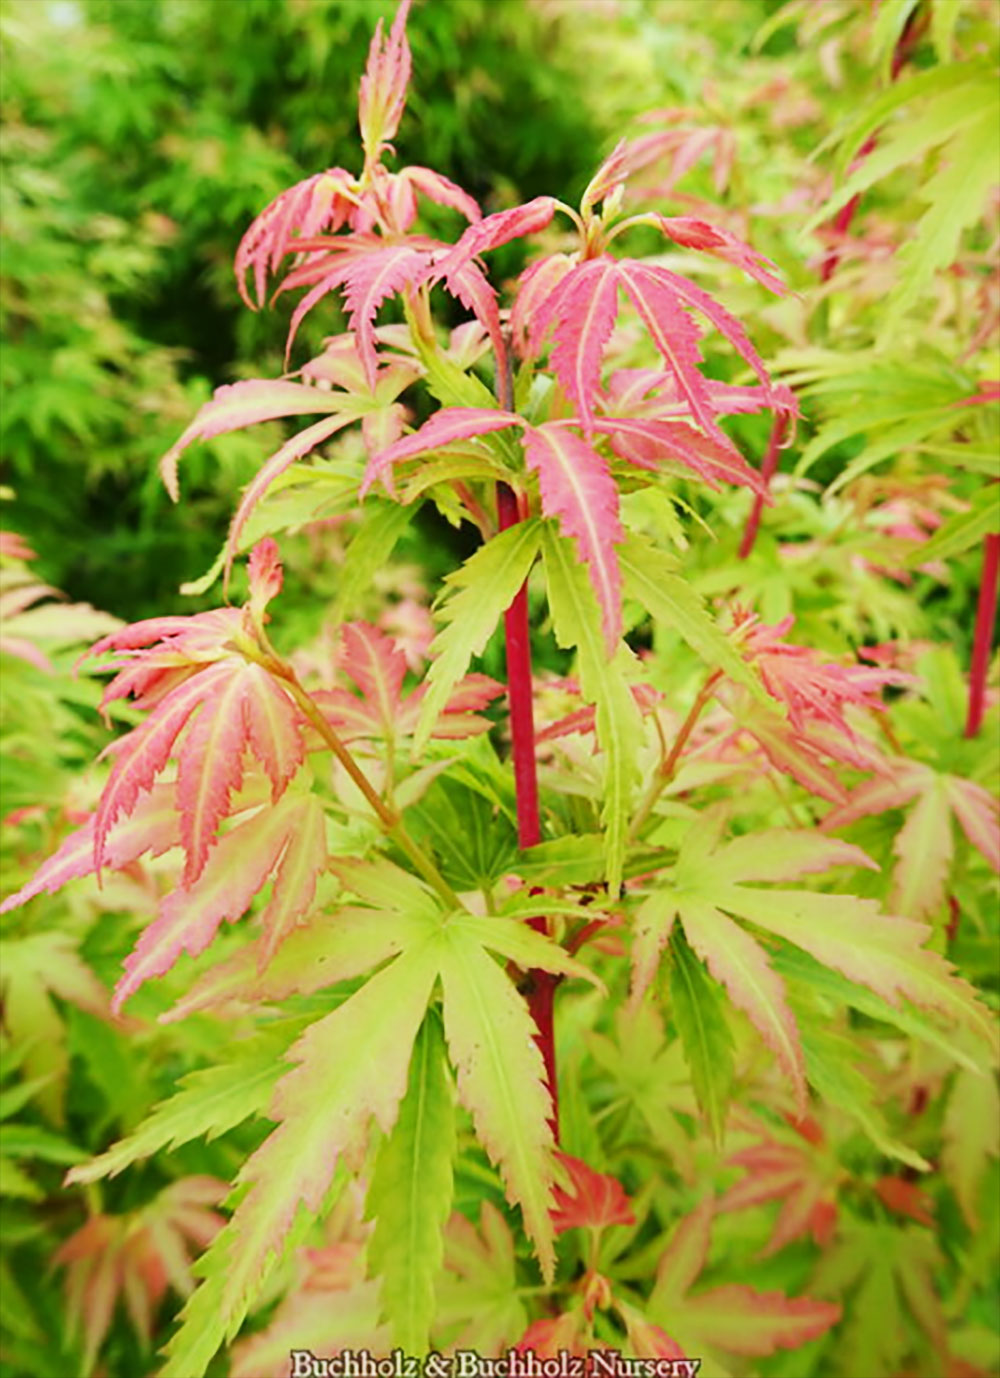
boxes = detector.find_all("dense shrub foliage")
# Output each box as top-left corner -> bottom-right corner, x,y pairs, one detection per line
1,3 -> 997,1378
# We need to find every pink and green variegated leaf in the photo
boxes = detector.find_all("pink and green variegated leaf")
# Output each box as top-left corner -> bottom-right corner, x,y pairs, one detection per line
439,259 -> 505,363
615,262 -> 725,446
247,538 -> 283,614
644,264 -> 773,391
653,216 -> 788,296
433,197 -> 556,282
0,785 -> 180,914
225,411 -> 361,581
738,705 -> 850,804
398,165 -> 480,223
361,406 -> 521,497
340,244 -> 431,387
618,1305 -> 686,1362
161,907 -> 430,1022
708,830 -> 879,885
511,253 -> 575,356
523,424 -> 623,650
677,1285 -> 841,1357
358,0 -> 413,160
946,775 -> 1000,872
177,665 -> 258,886
821,765 -> 925,830
339,621 -> 407,731
541,258 -> 621,437
629,890 -> 678,1009
651,1197 -> 714,1305
680,898 -> 807,1110
723,887 -> 999,1057
891,774 -> 954,919
159,381 -> 348,502
235,169 -> 357,309
161,942 -> 440,1378
439,924 -> 557,1284
240,662 -> 305,799
111,793 -> 306,1012
256,794 -> 328,966
592,416 -> 765,494
94,666 -> 230,872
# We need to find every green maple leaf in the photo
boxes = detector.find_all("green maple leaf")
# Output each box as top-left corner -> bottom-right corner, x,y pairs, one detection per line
631,826 -> 998,1113
161,862 -> 597,1376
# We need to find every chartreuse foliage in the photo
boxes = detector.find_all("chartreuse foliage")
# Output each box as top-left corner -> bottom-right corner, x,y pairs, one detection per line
1,2 -> 998,1376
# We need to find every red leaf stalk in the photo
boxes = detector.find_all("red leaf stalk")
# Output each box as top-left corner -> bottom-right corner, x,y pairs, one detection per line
965,531 -> 1000,738
739,412 -> 786,559
496,480 -> 559,1136
819,13 -> 923,283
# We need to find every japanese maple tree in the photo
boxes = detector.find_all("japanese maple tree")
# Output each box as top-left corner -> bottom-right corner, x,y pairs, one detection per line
2,3 -> 997,1376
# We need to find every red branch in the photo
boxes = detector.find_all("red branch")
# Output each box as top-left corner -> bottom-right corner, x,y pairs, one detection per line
965,531 -> 1000,738
818,13 -> 924,283
739,413 -> 787,560
496,481 -> 559,1136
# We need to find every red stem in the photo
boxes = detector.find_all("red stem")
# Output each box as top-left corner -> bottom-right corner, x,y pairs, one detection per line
965,531 -> 999,738
739,412 -> 787,560
497,478 -> 558,1137
818,13 -> 923,282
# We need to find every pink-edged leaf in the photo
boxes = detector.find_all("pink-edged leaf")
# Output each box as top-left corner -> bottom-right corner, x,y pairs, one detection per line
341,244 -> 430,388
400,166 -> 481,224
543,258 -> 622,436
615,261 -> 726,446
358,0 -> 412,158
515,1313 -> 588,1358
234,168 -> 357,309
550,1153 -> 635,1234
678,1285 -> 841,1356
176,665 -> 255,886
0,785 -> 179,914
225,411 -> 359,581
946,776 -> 1000,872
581,139 -> 631,214
654,216 -> 788,295
681,899 -> 807,1110
87,607 -> 241,663
642,263 -> 773,390
312,687 -> 382,742
739,707 -> 850,805
652,1197 -> 714,1304
821,765 -> 925,830
400,673 -> 505,740
94,667 -> 227,872
709,830 -> 879,885
592,416 -> 766,495
247,539 -> 283,613
240,663 -> 305,800
111,795 -> 300,1012
523,423 -> 623,650
723,886 -> 998,1055
618,1306 -> 686,1361
891,774 -> 954,919
282,255 -> 362,369
339,621 -> 407,731
432,197 -> 557,281
511,253 -> 575,356
256,793 -> 328,967
159,381 -> 346,502
440,259 -> 505,366
361,406 -> 521,497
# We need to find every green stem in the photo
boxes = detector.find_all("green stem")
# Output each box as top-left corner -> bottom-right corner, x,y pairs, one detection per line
628,670 -> 723,842
245,638 -> 463,910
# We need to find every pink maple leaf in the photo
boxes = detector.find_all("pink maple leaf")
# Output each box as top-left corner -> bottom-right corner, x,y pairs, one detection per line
550,1153 -> 636,1234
